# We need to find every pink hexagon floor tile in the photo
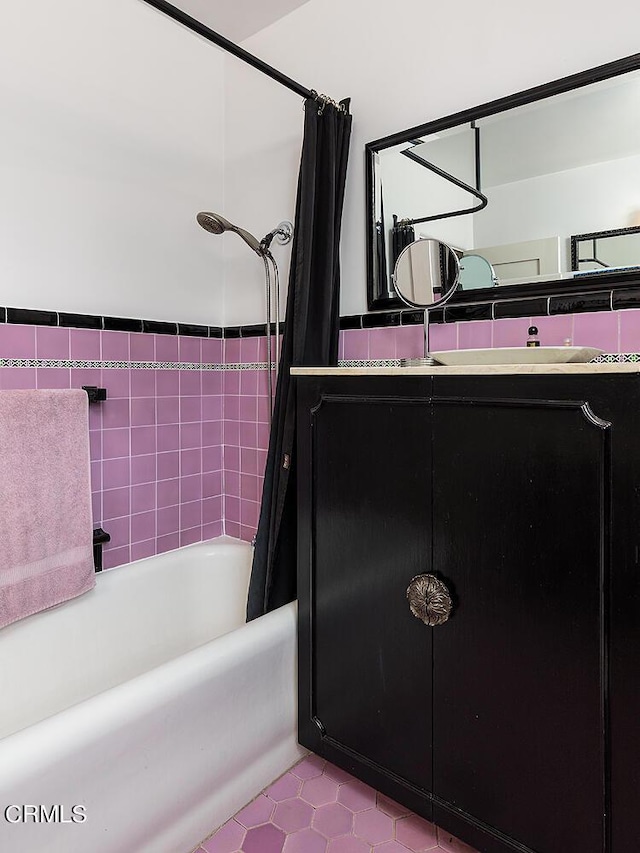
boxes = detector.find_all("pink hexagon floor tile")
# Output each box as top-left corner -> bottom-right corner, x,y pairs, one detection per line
323,762 -> 355,785
241,822 -> 286,853
312,802 -> 354,838
200,819 -> 245,853
353,808 -> 394,845
266,772 -> 302,802
374,843 -> 413,853
395,815 -> 438,851
327,836 -> 371,853
376,794 -> 411,819
283,827 -> 329,853
235,794 -> 274,828
337,779 -> 377,812
437,827 -> 479,853
292,754 -> 326,780
272,797 -> 314,833
301,774 -> 340,807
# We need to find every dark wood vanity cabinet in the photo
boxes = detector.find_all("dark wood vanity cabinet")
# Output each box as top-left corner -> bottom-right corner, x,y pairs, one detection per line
296,371 -> 640,853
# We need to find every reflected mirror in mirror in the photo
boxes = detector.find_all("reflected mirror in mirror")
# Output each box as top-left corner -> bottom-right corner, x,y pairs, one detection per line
366,54 -> 640,310
393,238 -> 461,308
571,225 -> 640,273
459,254 -> 498,290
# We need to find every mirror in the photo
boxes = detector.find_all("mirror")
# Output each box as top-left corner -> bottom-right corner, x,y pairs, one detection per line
571,225 -> 640,273
393,238 -> 460,308
459,254 -> 498,290
366,53 -> 640,310
392,239 -> 460,365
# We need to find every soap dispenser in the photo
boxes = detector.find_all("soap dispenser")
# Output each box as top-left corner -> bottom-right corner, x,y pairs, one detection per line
526,326 -> 540,347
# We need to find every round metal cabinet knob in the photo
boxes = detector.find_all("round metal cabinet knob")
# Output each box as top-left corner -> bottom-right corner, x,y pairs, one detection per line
406,574 -> 452,626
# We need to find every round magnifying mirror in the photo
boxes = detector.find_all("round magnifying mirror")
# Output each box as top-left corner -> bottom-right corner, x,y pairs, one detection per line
392,239 -> 460,365
392,238 -> 460,309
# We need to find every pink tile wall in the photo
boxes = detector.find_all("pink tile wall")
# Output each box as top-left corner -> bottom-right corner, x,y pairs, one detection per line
0,326 -> 224,569
354,309 -> 634,361
2,306 -> 635,570
223,336 -> 272,543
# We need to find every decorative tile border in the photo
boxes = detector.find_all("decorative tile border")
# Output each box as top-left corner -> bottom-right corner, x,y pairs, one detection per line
594,353 -> 640,363
5,281 -> 640,344
338,358 -> 402,368
0,306 -> 222,337
4,355 -> 636,370
333,355 -> 639,367
223,362 -> 272,371
0,358 -> 274,371
5,295 -> 640,340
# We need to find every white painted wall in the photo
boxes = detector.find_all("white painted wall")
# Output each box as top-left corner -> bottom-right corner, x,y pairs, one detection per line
225,0 -> 640,321
0,0 -> 226,324
222,59 -> 300,326
4,0 -> 640,325
475,153 -> 640,273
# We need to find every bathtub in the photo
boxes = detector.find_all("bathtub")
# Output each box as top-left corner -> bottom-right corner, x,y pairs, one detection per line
0,537 -> 304,853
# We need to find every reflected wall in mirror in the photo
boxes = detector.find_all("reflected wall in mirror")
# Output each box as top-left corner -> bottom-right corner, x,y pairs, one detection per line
571,225 -> 640,273
366,53 -> 640,310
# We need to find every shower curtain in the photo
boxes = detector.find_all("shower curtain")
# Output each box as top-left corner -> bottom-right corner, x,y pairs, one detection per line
247,95 -> 352,620
391,215 -> 415,274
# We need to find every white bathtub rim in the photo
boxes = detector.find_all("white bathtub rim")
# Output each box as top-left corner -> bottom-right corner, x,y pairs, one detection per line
0,600 -> 297,785
100,534 -> 251,579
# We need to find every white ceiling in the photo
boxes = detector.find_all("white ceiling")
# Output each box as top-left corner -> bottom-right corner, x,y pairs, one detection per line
166,0 -> 311,42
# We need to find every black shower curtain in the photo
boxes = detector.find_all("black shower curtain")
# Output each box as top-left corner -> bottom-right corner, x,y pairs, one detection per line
391,214 -> 415,274
247,96 -> 352,621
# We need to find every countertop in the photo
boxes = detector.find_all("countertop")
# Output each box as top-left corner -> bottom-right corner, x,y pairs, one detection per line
291,363 -> 640,376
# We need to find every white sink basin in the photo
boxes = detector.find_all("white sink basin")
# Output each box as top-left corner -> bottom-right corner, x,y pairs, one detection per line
431,346 -> 602,365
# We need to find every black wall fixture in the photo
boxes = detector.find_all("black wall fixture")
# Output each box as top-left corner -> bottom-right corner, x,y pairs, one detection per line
92,528 -> 111,572
140,0 -> 337,104
82,386 -> 107,403
398,124 -> 487,226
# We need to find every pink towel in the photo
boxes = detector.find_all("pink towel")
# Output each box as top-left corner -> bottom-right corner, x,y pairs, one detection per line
0,389 -> 95,629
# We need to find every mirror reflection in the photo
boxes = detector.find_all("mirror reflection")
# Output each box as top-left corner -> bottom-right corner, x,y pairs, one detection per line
393,238 -> 460,308
571,225 -> 640,273
392,239 -> 460,366
459,254 -> 498,290
369,62 -> 640,307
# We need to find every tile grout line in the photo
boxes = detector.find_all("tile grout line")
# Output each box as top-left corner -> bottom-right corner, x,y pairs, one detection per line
193,754 -> 476,853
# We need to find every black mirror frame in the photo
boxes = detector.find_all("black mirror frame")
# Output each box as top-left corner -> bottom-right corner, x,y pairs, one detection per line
571,225 -> 640,272
365,52 -> 640,313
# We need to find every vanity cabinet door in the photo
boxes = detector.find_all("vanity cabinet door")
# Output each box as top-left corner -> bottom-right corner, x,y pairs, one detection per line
430,392 -> 608,853
297,378 -> 435,811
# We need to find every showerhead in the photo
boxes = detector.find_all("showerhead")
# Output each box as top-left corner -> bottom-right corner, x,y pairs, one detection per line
196,211 -> 261,253
196,211 -> 227,235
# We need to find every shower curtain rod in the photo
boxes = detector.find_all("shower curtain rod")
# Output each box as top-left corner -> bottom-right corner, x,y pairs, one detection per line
141,0 -> 320,101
